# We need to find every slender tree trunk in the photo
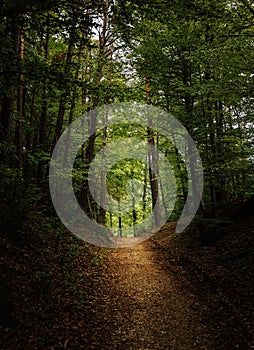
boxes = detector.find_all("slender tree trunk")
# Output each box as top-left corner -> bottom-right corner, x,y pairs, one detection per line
83,0 -> 109,218
170,134 -> 188,204
182,63 -> 202,215
52,41 -> 74,148
38,14 -> 50,181
156,134 -> 168,220
99,20 -> 113,224
99,106 -> 108,224
64,35 -> 87,168
110,212 -> 113,227
199,67 -> 215,216
81,4 -> 91,113
142,159 -> 148,219
84,108 -> 98,217
39,14 -> 50,151
131,173 -> 137,236
79,7 -> 91,209
146,78 -> 162,227
16,13 -> 25,173
26,88 -> 36,149
0,17 -> 16,143
78,46 -> 91,210
214,100 -> 226,203
118,200 -> 122,237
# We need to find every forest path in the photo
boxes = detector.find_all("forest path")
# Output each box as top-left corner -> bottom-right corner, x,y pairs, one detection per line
0,220 -> 252,349
89,239 -> 212,349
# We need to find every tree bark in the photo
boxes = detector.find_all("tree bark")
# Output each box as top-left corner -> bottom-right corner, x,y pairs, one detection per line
83,0 -> 109,218
146,78 -> 162,227
99,106 -> 108,224
16,13 -> 25,173
142,158 -> 148,219
52,41 -> 74,148
38,13 -> 50,182
118,200 -> 122,237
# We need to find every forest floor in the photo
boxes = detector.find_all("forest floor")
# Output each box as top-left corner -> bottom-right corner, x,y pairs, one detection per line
0,214 -> 253,349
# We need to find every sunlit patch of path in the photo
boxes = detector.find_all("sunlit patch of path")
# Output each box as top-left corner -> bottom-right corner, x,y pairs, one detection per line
89,240 -> 212,349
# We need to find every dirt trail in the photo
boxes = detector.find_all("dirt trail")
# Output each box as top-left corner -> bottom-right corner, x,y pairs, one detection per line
1,221 -> 252,349
89,240 -> 213,349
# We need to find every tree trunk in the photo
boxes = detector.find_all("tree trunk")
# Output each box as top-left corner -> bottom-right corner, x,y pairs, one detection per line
64,33 -> 87,168
52,41 -> 74,148
142,158 -> 148,219
83,0 -> 109,218
16,13 -> 25,173
199,66 -> 215,216
26,88 -> 36,150
131,171 -> 137,236
99,106 -> 108,224
118,200 -> 122,237
38,14 -> 50,182
146,78 -> 162,227
0,16 -> 16,144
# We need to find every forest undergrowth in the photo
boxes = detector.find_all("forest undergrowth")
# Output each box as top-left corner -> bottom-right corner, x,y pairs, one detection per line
0,202 -> 253,349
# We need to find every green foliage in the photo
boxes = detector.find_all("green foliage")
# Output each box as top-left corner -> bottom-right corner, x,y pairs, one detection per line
0,0 -> 253,241
114,0 -> 254,214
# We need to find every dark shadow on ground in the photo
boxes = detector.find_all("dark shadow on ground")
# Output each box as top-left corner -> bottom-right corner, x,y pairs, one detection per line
151,205 -> 254,350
